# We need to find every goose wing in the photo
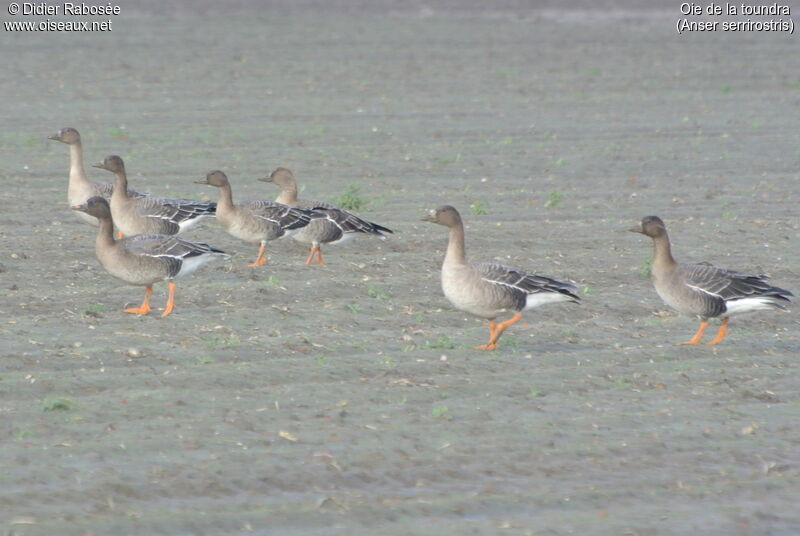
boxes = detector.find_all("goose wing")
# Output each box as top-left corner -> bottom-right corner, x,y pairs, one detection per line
476,263 -> 580,300
124,234 -> 227,276
96,181 -> 148,199
125,234 -> 226,259
136,197 -> 216,226
309,206 -> 393,237
680,262 -> 793,302
296,198 -> 336,210
241,200 -> 314,231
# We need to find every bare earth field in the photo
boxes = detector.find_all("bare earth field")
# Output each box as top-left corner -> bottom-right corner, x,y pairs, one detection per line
1,2 -> 799,534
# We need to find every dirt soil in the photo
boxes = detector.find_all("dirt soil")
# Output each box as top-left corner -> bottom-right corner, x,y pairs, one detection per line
1,2 -> 799,535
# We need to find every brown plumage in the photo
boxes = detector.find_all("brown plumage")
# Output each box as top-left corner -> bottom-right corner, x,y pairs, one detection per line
423,205 -> 579,350
93,155 -> 216,236
195,170 -> 319,266
259,167 -> 392,264
72,197 -> 228,317
630,215 -> 792,345
48,127 -> 146,226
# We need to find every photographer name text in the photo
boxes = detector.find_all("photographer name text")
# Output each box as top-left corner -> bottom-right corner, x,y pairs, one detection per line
9,2 -> 120,16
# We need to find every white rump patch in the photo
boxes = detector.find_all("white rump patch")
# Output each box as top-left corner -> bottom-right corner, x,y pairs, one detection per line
329,233 -> 357,245
178,214 -> 212,233
283,227 -> 300,237
725,297 -> 784,315
524,292 -> 573,310
176,253 -> 224,277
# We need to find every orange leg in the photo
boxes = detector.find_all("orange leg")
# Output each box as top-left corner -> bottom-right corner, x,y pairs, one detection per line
473,321 -> 499,350
679,320 -> 709,345
117,231 -> 124,239
474,313 -> 522,350
491,312 -> 523,346
305,246 -> 325,265
304,247 -> 317,265
124,285 -> 152,315
161,281 -> 176,317
705,317 -> 729,345
248,243 -> 267,267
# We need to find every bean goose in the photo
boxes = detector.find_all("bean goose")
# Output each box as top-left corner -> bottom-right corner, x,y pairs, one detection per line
630,216 -> 793,345
72,197 -> 229,317
259,167 -> 393,265
195,170 -> 319,267
93,155 -> 216,236
422,205 -> 580,350
48,127 -> 146,226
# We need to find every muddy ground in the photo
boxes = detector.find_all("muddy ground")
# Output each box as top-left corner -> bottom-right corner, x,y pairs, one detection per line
1,1 -> 799,534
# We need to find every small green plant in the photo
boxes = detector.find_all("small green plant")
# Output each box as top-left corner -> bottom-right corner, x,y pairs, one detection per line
367,284 -> 389,300
191,356 -> 215,365
552,157 -> 567,168
527,388 -> 542,399
345,303 -> 362,313
380,355 -> 395,369
431,405 -> 450,418
20,135 -> 38,147
425,334 -> 456,349
303,125 -> 328,136
334,184 -> 368,211
722,211 -> 736,220
108,125 -> 127,139
581,285 -> 592,296
12,428 -> 33,440
500,335 -> 520,349
43,397 -> 72,412
264,275 -> 281,286
470,200 -> 489,215
544,190 -> 564,208
610,376 -> 633,388
640,256 -> 653,278
204,334 -> 240,348
81,303 -> 106,317
563,330 -> 580,344
435,153 -> 461,166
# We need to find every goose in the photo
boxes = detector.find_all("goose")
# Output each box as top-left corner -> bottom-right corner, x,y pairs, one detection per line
48,127 -> 146,226
630,215 -> 793,345
93,155 -> 216,236
422,205 -> 580,350
72,196 -> 229,317
259,167 -> 393,265
195,170 -> 320,267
